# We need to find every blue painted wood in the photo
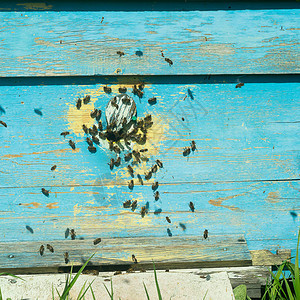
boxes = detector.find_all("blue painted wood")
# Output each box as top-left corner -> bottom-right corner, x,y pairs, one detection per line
0,9 -> 299,76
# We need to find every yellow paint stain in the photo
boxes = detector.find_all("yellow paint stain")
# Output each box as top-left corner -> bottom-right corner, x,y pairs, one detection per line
20,202 -> 41,209
34,37 -> 56,47
266,191 -> 280,203
254,147 -> 269,149
46,202 -> 59,209
243,148 -> 252,150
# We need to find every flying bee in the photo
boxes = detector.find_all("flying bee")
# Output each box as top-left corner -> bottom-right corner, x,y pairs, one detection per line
83,95 -> 91,104
166,216 -> 171,223
191,140 -> 196,151
39,245 -> 45,256
128,179 -> 134,190
203,229 -> 208,239
69,140 -> 76,150
152,181 -> 159,191
65,228 -> 70,239
132,254 -> 138,263
82,124 -> 88,134
117,51 -> 125,57
111,97 -> 119,110
109,158 -> 115,170
138,83 -> 145,91
136,89 -> 143,98
47,244 -> 54,253
98,121 -> 103,131
119,87 -> 127,93
189,201 -> 195,212
145,171 -> 152,180
123,200 -> 132,208
41,188 -> 50,197
151,164 -> 158,173
70,229 -> 76,240
90,109 -> 98,119
124,152 -> 132,162
86,137 -> 93,146
156,159 -> 163,168
131,200 -> 137,211
235,83 -> 244,88
103,85 -> 112,94
183,147 -> 191,156
139,149 -> 148,153
51,165 -> 57,171
154,191 -> 159,201
93,238 -> 102,245
137,174 -> 143,185
114,156 -> 121,167
165,58 -> 173,66
0,120 -> 7,127
187,89 -> 194,100
88,146 -> 97,153
76,98 -> 82,109
113,145 -> 121,154
141,206 -> 148,218
127,165 -> 134,176
64,252 -> 69,264
60,131 -> 70,138
92,136 -> 100,145
148,97 -> 157,105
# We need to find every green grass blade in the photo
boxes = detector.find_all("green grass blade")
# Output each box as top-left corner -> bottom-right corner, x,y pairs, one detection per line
103,282 -> 112,298
78,279 -> 95,300
52,283 -> 55,300
203,290 -> 208,300
60,253 -> 95,300
0,287 -> 2,300
76,281 -> 86,300
90,285 -> 96,300
111,279 -> 114,299
0,272 -> 25,281
153,262 -> 162,300
294,230 -> 300,300
269,265 -> 288,299
143,282 -> 150,300
55,286 -> 61,298
282,273 -> 294,300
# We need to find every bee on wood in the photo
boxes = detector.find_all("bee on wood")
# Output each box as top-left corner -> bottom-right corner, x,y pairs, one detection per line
140,149 -> 148,153
161,50 -> 164,57
138,83 -> 145,91
141,206 -> 148,218
122,95 -> 131,105
183,147 -> 191,156
131,200 -> 137,211
60,131 -> 70,138
137,134 -> 146,145
132,150 -> 141,160
235,83 -> 244,88
124,152 -> 132,162
179,223 -> 186,231
189,201 -> 195,212
96,110 -> 102,121
34,109 -> 43,116
117,51 -> 125,57
165,58 -> 173,66
41,188 -> 50,197
187,89 -> 194,100
152,181 -> 159,191
93,238 -> 102,245
127,165 -> 134,176
86,137 -> 93,146
82,124 -> 88,134
167,228 -> 172,237
148,97 -> 157,105
69,140 -> 76,150
132,85 -> 139,95
98,121 -> 103,131
128,179 -> 134,190
114,271 -> 122,275
88,146 -> 97,153
92,136 -> 100,145
154,191 -> 159,201
191,141 -> 196,151
111,97 -> 119,110
100,16 -> 104,23
119,87 -> 127,93
64,252 -> 69,264
136,89 -> 143,98
0,120 -> 7,127
65,228 -> 70,239
109,158 -> 115,170
132,254 -> 138,263
26,225 -> 34,233
103,85 -> 112,94
99,131 -> 106,139
156,159 -> 163,168
109,141 -> 114,151
182,117 -> 185,121
151,164 -> 158,173
137,174 -> 143,185
51,165 -> 57,171
90,109 -> 98,119
39,245 -> 45,256
47,244 -> 54,253
166,216 -> 171,223
76,98 -> 82,110
145,171 -> 152,180
83,95 -> 91,104
123,200 -> 132,208
114,156 -> 121,167
113,145 -> 121,154
203,229 -> 208,239
70,229 -> 76,240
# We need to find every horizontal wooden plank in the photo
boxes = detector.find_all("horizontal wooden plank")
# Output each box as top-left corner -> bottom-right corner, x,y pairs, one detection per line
0,235 -> 251,271
0,9 -> 299,76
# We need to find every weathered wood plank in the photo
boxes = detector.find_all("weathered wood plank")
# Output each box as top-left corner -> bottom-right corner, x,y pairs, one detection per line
0,9 -> 299,76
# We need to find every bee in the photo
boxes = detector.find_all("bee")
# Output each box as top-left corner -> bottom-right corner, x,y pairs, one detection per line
64,252 -> 69,264
39,245 -> 45,256
141,206 -> 148,218
34,109 -> 43,116
76,98 -> 82,110
140,149 -> 148,153
95,109 -> 102,121
152,181 -> 159,190
90,109 -> 98,119
70,229 -> 76,240
100,17 -> 104,23
156,159 -> 163,168
26,225 -> 34,233
182,117 -> 185,121
203,229 -> 208,239
83,95 -> 91,104
127,165 -> 134,176
165,58 -> 173,66
145,171 -> 152,180
103,85 -> 112,94
189,201 -> 195,212
111,97 -> 119,110
167,228 -> 172,236
161,50 -> 164,57
122,95 -> 131,105
114,156 -> 121,167
47,244 -> 54,253
132,85 -> 139,95
41,188 -> 50,197
183,147 -> 191,156
131,200 -> 137,211
117,51 -> 125,57
114,271 -> 122,275
65,228 -> 70,239
109,141 -> 114,151
132,150 -> 140,160
128,179 -> 134,190
60,131 -> 70,138
0,120 -> 7,127
191,141 -> 196,151
151,164 -> 158,173
82,124 -> 88,134
123,200 -> 132,208
51,165 -> 57,171
99,131 -> 106,139
69,140 -> 76,150
93,238 -> 102,245
132,254 -> 138,263
119,87 -> 127,93
136,89 -> 143,98
137,134 -> 146,145
109,158 -> 115,170
137,174 -> 143,185
235,83 -> 244,88
187,89 -> 194,100
88,146 -> 97,153
154,191 -> 159,201
113,145 -> 121,154
86,137 -> 93,146
138,83 -> 144,91
148,97 -> 157,105
98,121 -> 103,131
124,152 -> 132,162
166,216 -> 171,223
92,136 -> 100,145
179,223 -> 187,231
